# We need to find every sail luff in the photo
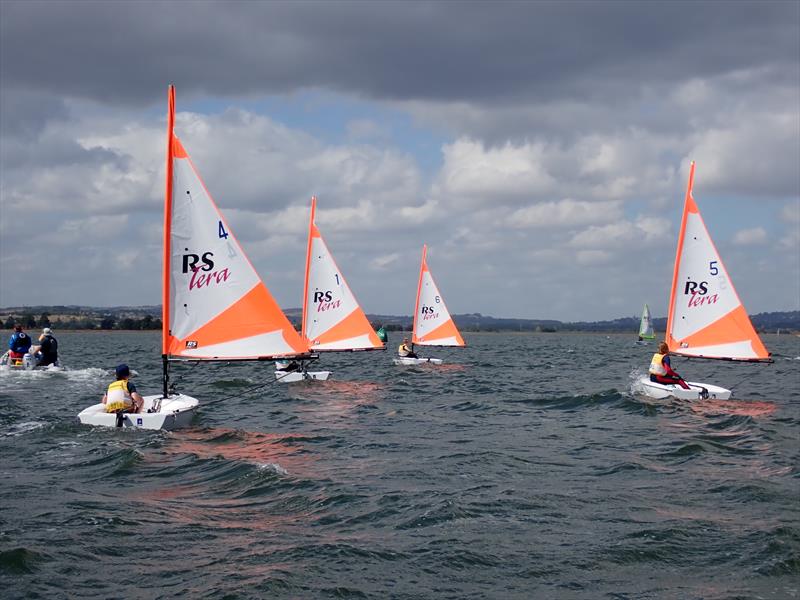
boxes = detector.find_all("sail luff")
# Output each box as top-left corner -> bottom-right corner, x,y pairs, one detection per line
665,161 -> 695,347
162,85 -> 176,356
411,245 -> 427,343
301,196 -> 317,342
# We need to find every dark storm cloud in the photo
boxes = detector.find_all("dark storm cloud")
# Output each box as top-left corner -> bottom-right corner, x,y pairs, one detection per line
1,0 -> 796,107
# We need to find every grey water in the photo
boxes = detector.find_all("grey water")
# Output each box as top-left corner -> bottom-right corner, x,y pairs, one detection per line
1,331 -> 798,599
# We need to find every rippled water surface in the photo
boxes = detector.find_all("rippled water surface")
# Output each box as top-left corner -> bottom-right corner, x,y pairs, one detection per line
1,331 -> 798,599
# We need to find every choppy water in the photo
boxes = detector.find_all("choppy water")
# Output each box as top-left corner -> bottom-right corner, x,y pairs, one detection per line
1,331 -> 798,599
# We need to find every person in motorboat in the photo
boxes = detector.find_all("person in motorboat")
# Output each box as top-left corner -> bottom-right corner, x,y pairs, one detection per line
649,342 -> 690,389
102,364 -> 144,414
32,327 -> 59,367
7,324 -> 32,364
398,338 -> 418,359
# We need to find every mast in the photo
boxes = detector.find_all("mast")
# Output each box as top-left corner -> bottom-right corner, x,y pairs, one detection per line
665,161 -> 694,346
411,245 -> 427,344
162,85 -> 176,397
301,196 -> 316,344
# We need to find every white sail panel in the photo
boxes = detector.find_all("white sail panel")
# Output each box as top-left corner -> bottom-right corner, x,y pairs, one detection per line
670,211 -> 740,342
415,271 -> 450,341
169,156 -> 259,341
304,235 -> 360,344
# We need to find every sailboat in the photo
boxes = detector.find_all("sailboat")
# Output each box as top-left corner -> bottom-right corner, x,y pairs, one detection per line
78,85 -> 310,429
635,303 -> 655,344
276,196 -> 385,382
637,161 -> 771,400
394,245 -> 465,365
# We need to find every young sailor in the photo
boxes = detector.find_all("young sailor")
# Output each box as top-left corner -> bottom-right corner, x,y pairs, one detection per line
275,359 -> 300,372
398,338 -> 418,359
649,342 -> 690,389
102,364 -> 144,413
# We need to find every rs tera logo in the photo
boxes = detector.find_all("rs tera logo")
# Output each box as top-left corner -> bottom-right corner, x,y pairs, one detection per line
421,305 -> 439,320
313,290 -> 340,312
182,250 -> 230,290
684,279 -> 718,307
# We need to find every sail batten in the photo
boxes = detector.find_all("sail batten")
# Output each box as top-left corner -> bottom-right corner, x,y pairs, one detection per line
164,88 -> 308,360
664,162 -> 769,362
412,245 -> 465,347
302,197 -> 383,352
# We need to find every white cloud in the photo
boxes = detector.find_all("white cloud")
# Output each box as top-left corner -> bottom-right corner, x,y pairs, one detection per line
575,250 -> 612,265
732,227 -> 767,245
504,199 -> 623,229
781,200 -> 800,223
433,138 -> 556,207
569,216 -> 672,249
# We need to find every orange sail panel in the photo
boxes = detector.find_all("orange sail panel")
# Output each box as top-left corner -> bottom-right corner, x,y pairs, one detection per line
412,245 -> 465,347
163,89 -> 307,360
302,197 -> 383,351
665,162 -> 770,361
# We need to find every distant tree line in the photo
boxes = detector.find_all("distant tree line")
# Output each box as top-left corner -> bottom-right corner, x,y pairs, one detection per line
2,313 -> 162,331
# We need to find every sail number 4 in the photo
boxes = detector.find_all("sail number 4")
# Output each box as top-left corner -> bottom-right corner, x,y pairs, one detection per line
218,221 -> 229,239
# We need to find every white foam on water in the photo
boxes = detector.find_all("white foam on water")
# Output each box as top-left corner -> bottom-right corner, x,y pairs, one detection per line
64,367 -> 109,381
5,421 -> 47,437
258,462 -> 289,475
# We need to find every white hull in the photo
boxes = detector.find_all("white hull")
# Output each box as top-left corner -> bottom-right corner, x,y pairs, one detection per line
77,393 -> 199,430
275,370 -> 332,383
636,376 -> 731,400
0,352 -> 63,371
393,356 -> 443,365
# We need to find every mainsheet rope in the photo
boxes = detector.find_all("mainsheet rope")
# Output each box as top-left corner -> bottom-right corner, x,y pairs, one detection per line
169,360 -> 310,408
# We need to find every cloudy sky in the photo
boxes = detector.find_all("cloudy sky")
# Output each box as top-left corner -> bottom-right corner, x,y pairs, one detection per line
1,1 -> 798,321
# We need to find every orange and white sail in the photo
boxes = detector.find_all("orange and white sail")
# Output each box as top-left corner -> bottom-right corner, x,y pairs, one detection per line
412,245 -> 465,347
162,86 -> 308,360
665,162 -> 770,362
301,197 -> 383,351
